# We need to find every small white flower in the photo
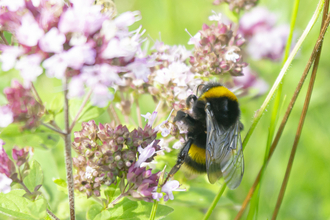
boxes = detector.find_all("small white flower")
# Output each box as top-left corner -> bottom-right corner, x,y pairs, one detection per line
135,141 -> 156,168
186,29 -> 201,47
85,166 -> 96,180
0,106 -> 13,128
225,48 -> 240,62
0,173 -> 12,194
140,160 -> 157,170
172,141 -> 183,150
208,11 -> 222,21
161,180 -> 185,201
152,192 -> 163,201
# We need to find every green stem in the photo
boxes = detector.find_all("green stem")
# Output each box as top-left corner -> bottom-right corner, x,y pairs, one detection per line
269,0 -> 300,148
149,166 -> 166,220
242,0 -> 324,150
272,0 -> 329,218
202,183 -> 226,220
149,200 -> 159,220
245,0 -> 300,218
202,0 -> 325,219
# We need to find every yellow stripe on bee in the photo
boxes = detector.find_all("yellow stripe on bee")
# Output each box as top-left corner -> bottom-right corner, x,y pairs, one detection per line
188,144 -> 206,164
199,86 -> 238,101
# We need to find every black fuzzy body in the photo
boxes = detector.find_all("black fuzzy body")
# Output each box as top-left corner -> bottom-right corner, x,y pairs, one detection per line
174,83 -> 241,173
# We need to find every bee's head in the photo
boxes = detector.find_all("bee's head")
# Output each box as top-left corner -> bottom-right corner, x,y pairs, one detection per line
197,82 -> 223,97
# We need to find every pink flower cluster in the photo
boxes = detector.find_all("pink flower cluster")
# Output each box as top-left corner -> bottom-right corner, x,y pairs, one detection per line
239,7 -> 290,61
0,80 -> 43,129
189,18 -> 247,77
0,139 -> 32,193
0,0 -> 154,107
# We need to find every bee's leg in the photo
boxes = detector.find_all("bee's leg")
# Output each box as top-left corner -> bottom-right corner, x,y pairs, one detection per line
163,138 -> 193,185
186,94 -> 197,108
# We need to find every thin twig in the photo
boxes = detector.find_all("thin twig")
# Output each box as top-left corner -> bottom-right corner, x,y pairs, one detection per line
19,181 -> 32,194
69,89 -> 93,133
203,1 -> 326,219
234,9 -> 330,220
272,1 -> 329,219
63,76 -> 76,220
109,193 -> 125,206
241,0 -> 325,151
31,83 -> 43,105
0,31 -> 9,45
108,103 -> 120,125
47,209 -> 61,220
41,122 -> 66,135
50,120 -> 63,131
19,174 -> 61,220
135,99 -> 143,127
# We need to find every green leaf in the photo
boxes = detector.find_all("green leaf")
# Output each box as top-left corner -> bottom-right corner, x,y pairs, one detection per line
93,210 -> 110,220
3,31 -> 12,45
104,182 -> 119,204
108,198 -> 173,220
0,124 -> 60,149
0,190 -> 38,220
53,178 -> 68,194
87,204 -> 103,220
27,197 -> 47,219
70,99 -> 107,124
46,93 -> 64,117
79,104 -> 106,122
53,178 -> 67,188
23,160 -> 44,193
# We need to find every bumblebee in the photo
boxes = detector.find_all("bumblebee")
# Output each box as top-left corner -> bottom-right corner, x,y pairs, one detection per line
166,82 -> 244,189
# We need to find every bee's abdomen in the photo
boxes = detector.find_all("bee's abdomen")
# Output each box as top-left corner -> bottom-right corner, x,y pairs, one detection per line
184,144 -> 207,173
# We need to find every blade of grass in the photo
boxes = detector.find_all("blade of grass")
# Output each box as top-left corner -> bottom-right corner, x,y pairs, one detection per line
245,0 -> 300,217
234,5 -> 330,219
271,1 -> 329,219
242,0 -> 325,151
202,1 -> 325,219
245,94 -> 287,220
267,0 -> 300,172
202,183 -> 226,220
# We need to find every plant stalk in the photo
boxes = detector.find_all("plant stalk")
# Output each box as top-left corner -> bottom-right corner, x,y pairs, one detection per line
135,99 -> 143,128
41,122 -> 66,136
46,209 -> 61,220
202,1 -> 325,219
0,31 -> 9,45
69,89 -> 93,133
235,5 -> 330,219
108,103 -> 121,125
271,1 -> 329,219
63,76 -> 76,220
242,0 -> 325,150
202,183 -> 226,220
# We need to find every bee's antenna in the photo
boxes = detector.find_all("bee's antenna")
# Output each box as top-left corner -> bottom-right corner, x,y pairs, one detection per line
196,83 -> 205,97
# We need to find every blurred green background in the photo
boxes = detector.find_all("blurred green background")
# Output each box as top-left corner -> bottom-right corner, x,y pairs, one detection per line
1,0 -> 330,219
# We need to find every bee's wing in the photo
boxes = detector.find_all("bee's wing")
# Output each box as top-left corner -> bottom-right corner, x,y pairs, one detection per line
205,105 -> 244,189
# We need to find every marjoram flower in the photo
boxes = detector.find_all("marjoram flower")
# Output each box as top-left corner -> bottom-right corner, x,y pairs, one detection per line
213,0 -> 258,13
189,19 -> 247,77
1,80 -> 43,129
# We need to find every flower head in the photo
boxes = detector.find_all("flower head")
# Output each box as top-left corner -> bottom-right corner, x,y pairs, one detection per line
12,146 -> 30,167
72,120 -> 160,198
190,19 -> 247,76
213,0 -> 258,13
1,80 -> 43,129
239,6 -> 291,61
0,144 -> 16,178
